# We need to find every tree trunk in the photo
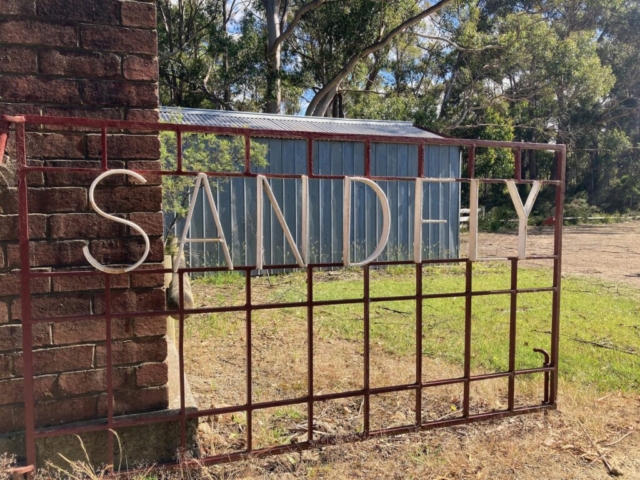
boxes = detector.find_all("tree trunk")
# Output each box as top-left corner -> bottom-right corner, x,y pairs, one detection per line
439,51 -> 462,120
264,0 -> 282,113
223,1 -> 231,109
529,149 -> 538,180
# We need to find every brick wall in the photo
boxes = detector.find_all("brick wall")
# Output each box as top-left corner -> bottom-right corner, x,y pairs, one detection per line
0,0 -> 168,434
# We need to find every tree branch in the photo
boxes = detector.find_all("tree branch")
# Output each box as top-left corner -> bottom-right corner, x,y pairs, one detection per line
270,0 -> 327,54
305,0 -> 455,115
415,33 -> 503,52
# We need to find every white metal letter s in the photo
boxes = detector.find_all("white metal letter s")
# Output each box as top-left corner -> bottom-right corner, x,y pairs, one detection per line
84,169 -> 151,274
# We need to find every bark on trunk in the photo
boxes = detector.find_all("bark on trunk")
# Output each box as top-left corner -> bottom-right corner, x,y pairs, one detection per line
264,0 -> 282,113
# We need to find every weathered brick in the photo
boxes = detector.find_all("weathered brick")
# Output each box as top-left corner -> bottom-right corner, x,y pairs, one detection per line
11,293 -> 91,319
129,212 -> 163,236
0,404 -> 24,432
92,185 -> 161,212
58,367 -> 133,396
0,302 -> 8,324
0,76 -> 81,105
36,0 -> 119,24
81,25 -> 157,55
13,344 -> 94,376
49,213 -> 127,239
99,385 -> 168,416
28,187 -> 87,213
121,1 -> 156,29
0,375 -> 56,405
0,214 -> 47,241
129,262 -> 165,289
0,270 -> 50,296
135,361 -> 166,387
7,240 -> 88,268
36,395 -> 99,428
25,133 -> 86,159
95,337 -> 167,367
0,377 -> 23,405
125,108 -> 159,123
0,323 -> 50,352
114,385 -> 167,414
94,287 -> 164,316
133,316 -> 166,337
0,47 -> 37,74
126,160 -> 161,185
0,247 -> 4,269
39,50 -> 121,78
123,55 -> 158,81
87,134 -> 160,160
45,160 -> 125,186
58,369 -> 104,396
0,187 -> 17,214
0,103 -> 41,118
52,317 -> 132,345
40,106 -> 122,133
52,270 -> 129,292
27,166 -> 45,187
0,353 -> 15,379
0,19 -> 76,47
79,79 -> 159,108
88,235 -> 164,267
0,0 -> 36,15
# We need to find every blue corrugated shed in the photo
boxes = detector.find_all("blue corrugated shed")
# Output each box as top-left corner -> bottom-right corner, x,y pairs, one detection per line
161,108 -> 461,270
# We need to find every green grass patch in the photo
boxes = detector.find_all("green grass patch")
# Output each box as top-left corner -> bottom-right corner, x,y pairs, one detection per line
189,264 -> 640,392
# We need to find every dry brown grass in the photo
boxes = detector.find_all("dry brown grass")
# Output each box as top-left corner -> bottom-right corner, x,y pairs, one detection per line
174,383 -> 640,480
6,265 -> 639,479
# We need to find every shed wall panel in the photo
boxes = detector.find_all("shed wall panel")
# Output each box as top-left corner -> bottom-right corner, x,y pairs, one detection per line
165,139 -> 460,271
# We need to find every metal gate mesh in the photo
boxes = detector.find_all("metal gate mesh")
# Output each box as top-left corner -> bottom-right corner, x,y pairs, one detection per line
2,113 -> 565,474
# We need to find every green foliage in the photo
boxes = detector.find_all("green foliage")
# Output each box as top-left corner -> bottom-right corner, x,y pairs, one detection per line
160,129 -> 268,220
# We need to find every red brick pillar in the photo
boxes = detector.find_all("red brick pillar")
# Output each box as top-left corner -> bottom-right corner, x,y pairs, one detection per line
0,0 -> 169,459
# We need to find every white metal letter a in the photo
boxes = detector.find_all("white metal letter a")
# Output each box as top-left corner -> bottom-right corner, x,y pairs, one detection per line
175,173 -> 233,271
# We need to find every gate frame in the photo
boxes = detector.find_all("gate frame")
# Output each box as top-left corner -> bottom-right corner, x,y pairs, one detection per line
1,113 -> 565,475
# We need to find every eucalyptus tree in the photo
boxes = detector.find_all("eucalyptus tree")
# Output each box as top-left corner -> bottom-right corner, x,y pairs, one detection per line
300,0 -> 456,116
158,0 -> 266,110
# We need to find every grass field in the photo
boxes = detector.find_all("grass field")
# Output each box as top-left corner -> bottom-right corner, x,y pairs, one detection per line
189,263 -> 640,393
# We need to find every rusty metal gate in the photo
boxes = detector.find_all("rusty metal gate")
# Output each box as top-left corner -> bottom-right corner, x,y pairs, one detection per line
2,114 -> 565,475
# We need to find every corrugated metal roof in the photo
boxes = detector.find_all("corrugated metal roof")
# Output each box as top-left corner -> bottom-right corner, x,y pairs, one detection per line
160,107 -> 442,139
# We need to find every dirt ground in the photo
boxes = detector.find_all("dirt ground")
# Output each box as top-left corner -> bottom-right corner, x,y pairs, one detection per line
466,221 -> 640,288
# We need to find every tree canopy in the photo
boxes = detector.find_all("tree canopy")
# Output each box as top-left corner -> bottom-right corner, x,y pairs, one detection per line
158,0 -> 640,213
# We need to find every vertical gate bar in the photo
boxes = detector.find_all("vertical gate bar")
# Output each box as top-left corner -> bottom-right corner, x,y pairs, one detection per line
463,260 -> 472,417
467,146 -> 475,179
100,126 -> 108,171
244,134 -> 251,174
307,266 -> 314,442
178,273 -> 187,453
104,274 -> 115,468
415,264 -> 423,425
176,129 -> 183,172
363,264 -> 370,435
508,259 -> 518,411
364,140 -> 371,178
550,149 -> 566,404
246,271 -> 253,451
514,148 -> 522,181
16,121 -> 37,472
307,137 -> 314,177
418,144 -> 425,178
